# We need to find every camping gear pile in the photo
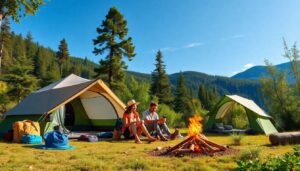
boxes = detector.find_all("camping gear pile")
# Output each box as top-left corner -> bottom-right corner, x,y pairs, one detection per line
13,120 -> 42,144
78,134 -> 98,142
269,132 -> 300,145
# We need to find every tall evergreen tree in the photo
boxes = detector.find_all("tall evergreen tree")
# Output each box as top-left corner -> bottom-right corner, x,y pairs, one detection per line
150,50 -> 173,105
56,38 -> 69,77
4,55 -> 39,102
93,7 -> 135,92
0,17 -> 11,74
174,73 -> 194,124
25,32 -> 36,60
198,84 -> 209,109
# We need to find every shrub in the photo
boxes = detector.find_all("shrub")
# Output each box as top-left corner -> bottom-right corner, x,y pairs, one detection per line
238,148 -> 261,161
236,145 -> 300,171
157,104 -> 183,127
231,133 -> 244,146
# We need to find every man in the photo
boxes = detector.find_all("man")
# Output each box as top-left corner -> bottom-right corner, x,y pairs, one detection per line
142,101 -> 180,141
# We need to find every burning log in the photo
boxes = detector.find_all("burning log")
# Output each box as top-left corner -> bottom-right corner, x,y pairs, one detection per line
156,116 -> 232,157
162,134 -> 229,155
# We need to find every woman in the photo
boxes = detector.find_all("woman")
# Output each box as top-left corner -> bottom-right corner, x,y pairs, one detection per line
122,99 -> 157,144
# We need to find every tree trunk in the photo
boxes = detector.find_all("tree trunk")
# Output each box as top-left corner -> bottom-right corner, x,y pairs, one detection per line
0,13 -> 3,75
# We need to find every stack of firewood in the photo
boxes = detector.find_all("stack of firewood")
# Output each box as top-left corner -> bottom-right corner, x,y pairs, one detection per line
162,134 -> 228,156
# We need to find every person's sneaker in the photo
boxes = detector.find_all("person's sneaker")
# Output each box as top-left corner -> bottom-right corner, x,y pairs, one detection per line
170,128 -> 179,140
160,136 -> 168,141
176,132 -> 184,139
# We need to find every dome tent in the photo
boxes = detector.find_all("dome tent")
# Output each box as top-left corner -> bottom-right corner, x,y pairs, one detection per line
0,74 -> 126,137
204,95 -> 278,135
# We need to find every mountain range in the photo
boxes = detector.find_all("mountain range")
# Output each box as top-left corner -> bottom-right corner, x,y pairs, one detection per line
232,61 -> 298,83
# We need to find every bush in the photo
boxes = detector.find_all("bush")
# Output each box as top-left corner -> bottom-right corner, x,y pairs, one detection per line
157,104 -> 183,127
231,133 -> 245,146
238,148 -> 261,161
236,145 -> 300,171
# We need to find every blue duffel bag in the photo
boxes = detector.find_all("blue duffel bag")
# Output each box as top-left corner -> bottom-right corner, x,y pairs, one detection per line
21,134 -> 43,144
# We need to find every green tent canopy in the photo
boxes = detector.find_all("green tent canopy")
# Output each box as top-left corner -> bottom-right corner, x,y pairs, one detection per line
204,95 -> 278,135
0,74 -> 126,137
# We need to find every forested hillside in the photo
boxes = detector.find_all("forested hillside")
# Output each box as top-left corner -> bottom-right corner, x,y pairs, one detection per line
127,71 -> 263,106
0,27 -> 263,113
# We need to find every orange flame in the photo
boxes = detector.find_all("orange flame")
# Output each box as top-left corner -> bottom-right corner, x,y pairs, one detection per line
188,115 -> 203,137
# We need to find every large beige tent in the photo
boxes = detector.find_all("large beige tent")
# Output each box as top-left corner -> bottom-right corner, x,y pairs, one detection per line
0,74 -> 126,136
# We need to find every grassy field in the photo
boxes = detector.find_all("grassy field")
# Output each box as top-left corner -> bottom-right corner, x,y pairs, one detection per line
0,129 -> 295,171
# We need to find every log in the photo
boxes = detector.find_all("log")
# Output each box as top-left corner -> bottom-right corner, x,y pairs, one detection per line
189,144 -> 195,151
163,136 -> 194,154
196,137 -> 214,151
172,149 -> 194,155
202,138 -> 227,151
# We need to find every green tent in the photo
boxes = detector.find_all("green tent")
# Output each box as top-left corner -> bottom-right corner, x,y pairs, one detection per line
0,74 -> 126,137
204,95 -> 278,135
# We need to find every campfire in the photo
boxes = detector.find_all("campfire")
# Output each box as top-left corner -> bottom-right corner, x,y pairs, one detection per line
152,116 -> 236,157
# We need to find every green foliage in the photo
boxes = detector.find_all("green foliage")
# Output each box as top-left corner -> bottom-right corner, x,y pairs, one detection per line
0,18 -> 12,74
238,148 -> 261,161
198,84 -> 220,110
150,50 -> 173,106
231,133 -> 245,146
156,104 -> 183,127
260,58 -> 300,130
93,7 -> 135,92
236,146 -> 300,171
174,73 -> 194,125
4,55 -> 39,102
117,76 -> 151,113
0,81 -> 9,114
56,38 -> 69,77
0,0 -> 44,22
225,104 -> 249,129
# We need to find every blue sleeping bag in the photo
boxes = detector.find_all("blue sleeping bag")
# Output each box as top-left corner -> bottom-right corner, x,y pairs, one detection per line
21,134 -> 43,144
44,131 -> 69,149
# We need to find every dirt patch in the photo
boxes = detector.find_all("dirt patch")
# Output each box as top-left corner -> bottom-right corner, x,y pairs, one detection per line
149,146 -> 239,158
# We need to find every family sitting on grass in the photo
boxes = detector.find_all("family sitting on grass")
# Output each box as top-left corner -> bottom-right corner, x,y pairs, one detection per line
122,99 -> 182,144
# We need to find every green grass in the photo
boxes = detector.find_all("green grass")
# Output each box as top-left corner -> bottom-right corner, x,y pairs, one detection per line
0,129 -> 295,170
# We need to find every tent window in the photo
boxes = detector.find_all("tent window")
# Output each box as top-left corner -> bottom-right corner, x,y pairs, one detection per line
64,103 -> 75,126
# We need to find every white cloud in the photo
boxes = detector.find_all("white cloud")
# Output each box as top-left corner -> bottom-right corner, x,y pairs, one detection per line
221,34 -> 245,41
184,42 -> 204,48
244,63 -> 254,69
232,63 -> 255,76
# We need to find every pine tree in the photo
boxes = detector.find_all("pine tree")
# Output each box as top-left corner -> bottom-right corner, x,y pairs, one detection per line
198,84 -> 209,109
4,55 -> 39,102
0,0 -> 44,28
150,50 -> 173,106
25,32 -> 37,60
12,34 -> 26,60
174,73 -> 194,124
93,7 -> 135,92
56,38 -> 69,77
0,18 -> 11,74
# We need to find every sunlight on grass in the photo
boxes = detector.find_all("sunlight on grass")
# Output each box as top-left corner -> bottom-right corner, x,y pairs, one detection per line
0,131 -> 295,170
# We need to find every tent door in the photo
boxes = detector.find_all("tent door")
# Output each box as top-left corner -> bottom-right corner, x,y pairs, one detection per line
64,103 -> 75,126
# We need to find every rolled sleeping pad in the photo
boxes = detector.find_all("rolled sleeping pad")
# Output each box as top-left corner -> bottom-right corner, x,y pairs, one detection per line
269,132 -> 300,145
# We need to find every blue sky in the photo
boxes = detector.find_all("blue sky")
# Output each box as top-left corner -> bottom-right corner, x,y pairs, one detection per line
10,0 -> 300,76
